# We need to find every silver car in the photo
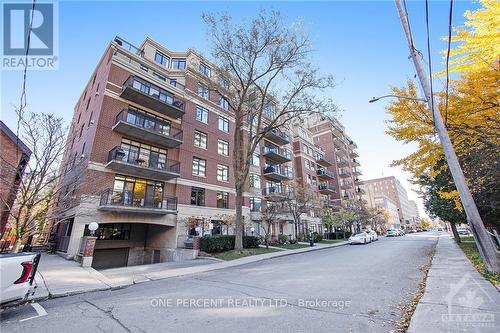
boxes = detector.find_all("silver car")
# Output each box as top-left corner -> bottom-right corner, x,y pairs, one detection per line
349,232 -> 370,244
367,230 -> 378,241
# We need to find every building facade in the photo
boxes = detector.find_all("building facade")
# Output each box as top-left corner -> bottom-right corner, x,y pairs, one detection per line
0,121 -> 31,239
52,37 -> 363,269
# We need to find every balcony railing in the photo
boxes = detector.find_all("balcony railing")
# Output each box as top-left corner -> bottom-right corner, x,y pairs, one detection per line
99,189 -> 177,213
264,127 -> 290,146
262,187 -> 291,201
114,108 -> 183,148
121,75 -> 185,119
336,157 -> 349,167
351,158 -> 360,166
338,168 -> 351,178
352,168 -> 363,176
335,146 -> 348,157
315,154 -> 333,167
262,165 -> 293,181
317,168 -> 335,179
114,36 -> 144,57
107,146 -> 180,181
356,186 -> 365,194
262,145 -> 292,163
318,182 -> 336,193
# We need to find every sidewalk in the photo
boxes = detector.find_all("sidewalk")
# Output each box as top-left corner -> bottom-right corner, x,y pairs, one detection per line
408,235 -> 500,332
30,240 -> 347,301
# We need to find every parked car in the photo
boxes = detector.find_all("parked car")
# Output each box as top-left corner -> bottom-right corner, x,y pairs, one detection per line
0,252 -> 41,307
367,230 -> 378,241
349,232 -> 370,244
386,229 -> 398,237
398,229 -> 406,236
407,229 -> 416,233
456,227 -> 469,235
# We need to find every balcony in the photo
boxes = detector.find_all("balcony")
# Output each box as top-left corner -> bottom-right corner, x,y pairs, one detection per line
262,187 -> 290,201
352,168 -> 363,176
335,146 -> 348,158
340,181 -> 353,190
350,150 -> 359,158
356,186 -> 365,194
351,158 -> 361,167
318,182 -> 336,194
322,198 -> 337,208
114,36 -> 144,57
348,140 -> 358,149
315,154 -> 333,167
262,165 -> 292,182
331,123 -> 343,136
99,189 -> 177,215
106,146 -> 180,181
354,177 -> 364,185
338,169 -> 351,178
264,127 -> 290,146
336,157 -> 349,168
120,75 -> 185,119
113,109 -> 183,148
262,146 -> 292,164
316,168 -> 335,180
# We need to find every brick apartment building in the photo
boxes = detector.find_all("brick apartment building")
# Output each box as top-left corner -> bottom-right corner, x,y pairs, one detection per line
0,121 -> 31,238
52,37 -> 363,269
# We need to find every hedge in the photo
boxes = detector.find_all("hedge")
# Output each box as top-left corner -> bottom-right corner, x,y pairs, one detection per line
200,235 -> 260,253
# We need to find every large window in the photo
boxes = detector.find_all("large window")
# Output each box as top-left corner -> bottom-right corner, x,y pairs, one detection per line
123,107 -> 171,136
251,152 -> 260,167
250,198 -> 262,212
217,164 -> 229,182
218,139 -> 229,156
218,116 -> 229,132
192,157 -> 206,177
154,51 -> 169,67
195,105 -> 209,123
111,175 -> 164,209
171,58 -> 186,70
219,96 -> 229,111
199,63 -> 211,77
194,130 -> 208,149
191,187 -> 205,206
249,174 -> 261,189
197,83 -> 209,99
217,191 -> 229,209
86,223 -> 132,241
115,139 -> 167,170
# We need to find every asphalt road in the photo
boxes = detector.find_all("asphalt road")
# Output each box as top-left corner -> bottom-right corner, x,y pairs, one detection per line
1,232 -> 438,333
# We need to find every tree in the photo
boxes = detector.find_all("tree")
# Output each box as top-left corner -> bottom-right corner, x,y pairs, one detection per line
203,10 -> 336,249
421,218 -> 432,230
256,202 -> 286,248
286,180 -> 321,240
328,207 -> 354,239
1,112 -> 66,252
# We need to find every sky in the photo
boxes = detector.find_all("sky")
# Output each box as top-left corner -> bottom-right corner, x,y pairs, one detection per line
0,0 -> 481,218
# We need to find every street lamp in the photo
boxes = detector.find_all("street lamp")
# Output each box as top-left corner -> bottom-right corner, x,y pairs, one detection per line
368,95 -> 427,103
88,222 -> 99,236
250,227 -> 255,236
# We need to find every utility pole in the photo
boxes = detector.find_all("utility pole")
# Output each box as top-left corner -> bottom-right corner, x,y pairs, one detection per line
394,0 -> 499,273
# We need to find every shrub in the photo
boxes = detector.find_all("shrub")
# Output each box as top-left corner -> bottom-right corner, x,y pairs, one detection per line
289,238 -> 298,244
200,235 -> 235,253
313,232 -> 323,242
243,236 -> 259,248
278,234 -> 289,244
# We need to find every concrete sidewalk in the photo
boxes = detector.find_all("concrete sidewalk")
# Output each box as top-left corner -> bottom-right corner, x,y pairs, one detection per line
30,240 -> 347,301
408,235 -> 500,332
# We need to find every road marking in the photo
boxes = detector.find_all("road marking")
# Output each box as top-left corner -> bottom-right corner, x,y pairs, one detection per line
19,302 -> 47,322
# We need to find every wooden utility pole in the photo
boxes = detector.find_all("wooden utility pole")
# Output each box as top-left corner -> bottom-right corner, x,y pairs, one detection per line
394,0 -> 500,272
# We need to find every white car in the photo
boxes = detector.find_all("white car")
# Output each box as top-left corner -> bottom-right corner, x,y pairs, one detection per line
386,229 -> 398,237
0,252 -> 40,307
349,232 -> 370,244
367,230 -> 378,241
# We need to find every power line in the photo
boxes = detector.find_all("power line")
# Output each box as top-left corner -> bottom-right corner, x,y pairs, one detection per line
444,0 -> 454,127
16,0 -> 36,161
424,0 -> 435,128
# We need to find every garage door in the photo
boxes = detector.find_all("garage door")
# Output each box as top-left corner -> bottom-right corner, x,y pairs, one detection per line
92,248 -> 129,269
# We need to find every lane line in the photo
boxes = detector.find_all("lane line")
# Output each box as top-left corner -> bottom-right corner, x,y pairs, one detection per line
19,302 -> 47,322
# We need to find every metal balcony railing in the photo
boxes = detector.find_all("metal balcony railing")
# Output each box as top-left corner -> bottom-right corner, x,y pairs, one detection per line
123,76 -> 185,111
108,146 -> 180,174
99,189 -> 178,211
115,108 -> 183,141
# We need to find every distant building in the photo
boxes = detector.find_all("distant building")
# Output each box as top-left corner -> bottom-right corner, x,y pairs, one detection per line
0,121 -> 31,237
374,195 -> 400,230
362,176 -> 417,230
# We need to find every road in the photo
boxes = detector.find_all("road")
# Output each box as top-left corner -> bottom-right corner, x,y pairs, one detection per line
1,232 -> 438,333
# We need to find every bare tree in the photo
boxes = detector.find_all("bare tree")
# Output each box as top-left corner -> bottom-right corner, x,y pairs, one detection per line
286,180 -> 321,240
203,10 -> 337,249
1,112 -> 66,252
256,202 -> 287,248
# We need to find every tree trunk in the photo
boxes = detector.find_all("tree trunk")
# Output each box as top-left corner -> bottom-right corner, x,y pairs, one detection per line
450,222 -> 461,243
234,184 -> 244,250
12,238 -> 22,253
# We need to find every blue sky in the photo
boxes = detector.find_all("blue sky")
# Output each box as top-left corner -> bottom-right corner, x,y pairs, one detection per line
0,0 -> 480,217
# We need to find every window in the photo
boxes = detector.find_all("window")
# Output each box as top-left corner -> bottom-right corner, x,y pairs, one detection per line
263,101 -> 277,119
249,174 -> 261,189
85,223 -> 131,241
219,96 -> 229,111
111,175 -> 164,208
88,112 -> 93,127
79,125 -> 84,138
154,51 -> 169,67
153,72 -> 166,81
217,192 -> 229,209
218,116 -> 229,132
250,198 -> 262,212
171,58 -> 186,70
77,113 -> 81,124
191,187 -> 205,206
251,152 -> 260,167
218,139 -> 229,156
219,76 -> 229,89
194,131 -> 208,149
192,157 -> 206,177
217,164 -> 229,182
197,83 -> 209,99
195,105 -> 209,123
199,62 -> 211,77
